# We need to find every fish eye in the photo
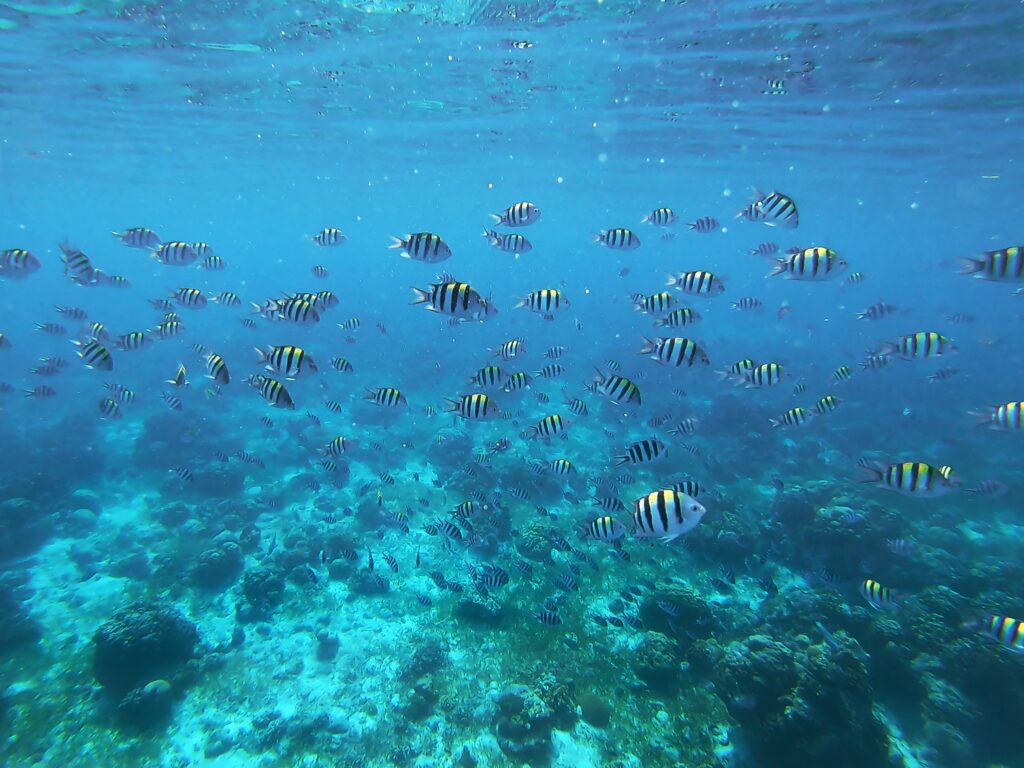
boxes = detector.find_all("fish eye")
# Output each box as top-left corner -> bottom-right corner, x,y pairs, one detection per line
690,504 -> 701,512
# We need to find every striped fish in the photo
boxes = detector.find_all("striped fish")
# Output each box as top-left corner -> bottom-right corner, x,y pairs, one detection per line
769,407 -> 813,428
879,331 -> 955,359
114,331 -> 152,351
0,248 -> 40,279
389,232 -> 452,263
411,282 -> 489,319
98,397 -> 122,420
858,458 -> 956,497
668,418 -> 698,436
638,336 -> 709,368
640,207 -> 678,226
959,246 -> 1024,282
153,241 -> 198,266
744,362 -> 784,388
970,615 -> 1024,653
815,395 -> 840,414
364,387 -> 406,407
615,438 -> 666,466
153,320 -> 185,339
201,254 -> 227,271
331,357 -> 354,373
633,291 -> 675,314
974,401 -> 1023,431
595,227 -> 640,251
588,370 -> 642,406
491,201 -> 541,227
856,302 -> 897,321
246,374 -> 295,409
469,365 -> 504,388
492,338 -> 526,360
162,392 -> 184,411
687,216 -> 719,233
548,458 -> 574,475
60,242 -> 98,286
632,489 -> 706,542
172,288 -> 208,308
71,339 -> 113,371
111,227 -> 161,249
320,439 -> 349,463
312,228 -> 346,246
654,307 -> 702,328
503,371 -> 532,392
737,190 -> 799,228
446,393 -> 498,420
860,578 -> 899,611
482,228 -> 532,254
564,395 -> 588,416
666,270 -> 725,296
517,289 -> 569,317
212,291 -> 242,307
731,296 -> 763,311
256,345 -> 317,378
527,413 -> 570,440
833,365 -> 853,384
769,247 -> 846,280
534,364 -> 564,379
206,353 -> 229,385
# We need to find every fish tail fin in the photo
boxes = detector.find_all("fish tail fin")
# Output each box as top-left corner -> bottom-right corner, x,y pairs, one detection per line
857,456 -> 885,484
664,273 -> 678,288
388,235 -> 406,250
767,258 -> 789,278
637,337 -> 657,356
410,287 -> 432,305
958,257 -> 986,276
254,346 -> 269,365
593,231 -> 606,245
489,213 -> 503,225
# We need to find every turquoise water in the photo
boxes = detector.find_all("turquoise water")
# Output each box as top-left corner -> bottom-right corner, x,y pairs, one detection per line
1,1 -> 1024,766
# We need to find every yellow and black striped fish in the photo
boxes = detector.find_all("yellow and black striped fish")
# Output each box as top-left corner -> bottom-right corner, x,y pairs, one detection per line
858,458 -> 957,497
172,287 -> 208,308
71,339 -> 113,371
879,331 -> 955,359
389,232 -> 452,263
491,201 -> 541,227
815,395 -> 840,414
206,353 -> 229,385
111,227 -> 161,249
959,246 -> 1024,282
492,338 -> 526,360
640,207 -> 678,227
469,365 -> 504,388
768,247 -> 846,281
666,270 -> 725,296
246,374 -> 295,409
411,281 -> 489,319
256,345 -> 317,378
744,362 -> 784,388
527,413 -> 569,440
588,370 -> 642,406
860,578 -> 899,611
517,289 -> 569,317
364,387 -> 406,407
632,291 -> 675,315
153,241 -> 198,266
322,436 -> 349,457
632,488 -> 706,542
968,615 -> 1024,653
446,393 -> 498,420
769,407 -> 813,428
0,248 -> 41,278
312,228 -> 346,246
973,401 -> 1023,431
595,228 -> 641,251
654,307 -> 701,328
638,336 -> 709,368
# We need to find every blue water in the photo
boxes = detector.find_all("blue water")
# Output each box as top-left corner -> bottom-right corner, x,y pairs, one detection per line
1,2 -> 1024,767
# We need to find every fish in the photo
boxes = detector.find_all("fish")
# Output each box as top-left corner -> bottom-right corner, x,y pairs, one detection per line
959,246 -> 1024,282
687,217 -> 718,233
858,458 -> 957,497
312,228 -> 346,246
632,291 -> 676,315
927,367 -> 960,383
588,370 -> 642,406
856,302 -> 898,321
594,228 -> 641,251
966,479 -> 1008,498
632,489 -> 706,542
205,353 -> 229,385
482,228 -> 532,254
172,288 -> 208,308
666,270 -> 725,296
256,345 -> 317,378
815,395 -> 840,414
152,241 -> 198,266
111,227 -> 161,249
744,362 -> 785,388
389,232 -> 452,263
59,242 -> 98,286
878,331 -> 955,359
254,297 -> 319,324
517,289 -> 569,317
35,323 -> 66,336
162,392 -> 183,411
246,374 -> 295,409
492,201 -> 541,227
654,307 -> 702,328
0,248 -> 40,279
411,281 -> 492,321
641,207 -> 678,226
446,393 -> 499,420
71,339 -> 113,371
615,438 -> 667,466
170,467 -> 194,482
638,336 -> 709,368
526,414 -> 570,440
54,306 -> 87,321
967,615 -> 1024,653
860,578 -> 899,611
331,357 -> 354,373
364,387 -> 406,407
749,242 -> 779,257
24,385 -> 57,398
769,407 -> 814,428
731,297 -> 763,311
768,247 -> 846,280
737,190 -> 799,228
533,609 -> 561,626
972,401 -> 1023,431
833,366 -> 853,384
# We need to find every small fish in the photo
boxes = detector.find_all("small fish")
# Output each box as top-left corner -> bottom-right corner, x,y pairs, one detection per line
737,189 -> 799,228
666,270 -> 725,296
927,367 -> 960,383
749,242 -> 779,257
641,207 -> 678,226
389,232 -> 452,263
312,227 -> 346,247
482,228 -> 532,254
858,458 -> 957,497
860,578 -> 899,611
887,538 -> 912,555
492,201 -> 541,227
111,227 -> 161,249
856,302 -> 898,321
594,228 -> 641,251
171,466 -> 194,482
768,247 -> 846,281
877,331 -> 955,360
966,479 -> 1008,498
615,438 -> 667,466
654,307 -> 702,328
533,609 -> 562,626
687,216 -> 718,233
971,401 -> 1023,431
731,297 -> 763,311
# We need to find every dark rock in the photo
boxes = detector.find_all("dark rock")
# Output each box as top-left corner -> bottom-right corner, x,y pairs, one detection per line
578,691 -> 611,728
117,679 -> 175,730
193,542 -> 244,590
454,597 -> 502,626
316,630 -> 339,662
238,567 -> 286,622
0,584 -> 41,655
93,601 -> 199,697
